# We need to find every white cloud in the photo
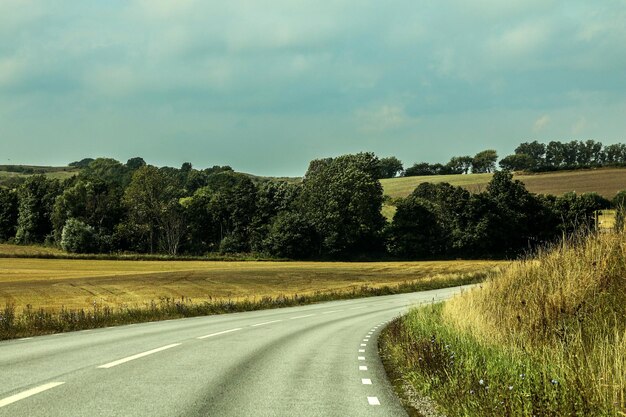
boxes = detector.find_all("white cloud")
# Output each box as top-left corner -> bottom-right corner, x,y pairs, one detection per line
572,117 -> 587,135
533,114 -> 551,132
355,105 -> 413,133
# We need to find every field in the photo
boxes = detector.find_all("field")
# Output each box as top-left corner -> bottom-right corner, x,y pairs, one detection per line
0,165 -> 78,187
381,168 -> 626,198
0,256 -> 503,313
380,232 -> 626,416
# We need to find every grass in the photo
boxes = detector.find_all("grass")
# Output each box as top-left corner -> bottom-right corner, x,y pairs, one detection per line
0,257 -> 502,340
0,166 -> 78,187
380,231 -> 626,416
381,167 -> 626,199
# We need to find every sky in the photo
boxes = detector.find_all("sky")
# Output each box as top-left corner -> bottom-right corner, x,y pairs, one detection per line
0,0 -> 625,176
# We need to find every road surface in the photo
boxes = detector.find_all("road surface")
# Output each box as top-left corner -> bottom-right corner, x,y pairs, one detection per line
0,286 -> 468,416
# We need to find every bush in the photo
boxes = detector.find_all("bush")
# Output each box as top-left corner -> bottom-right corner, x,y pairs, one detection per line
60,218 -> 97,253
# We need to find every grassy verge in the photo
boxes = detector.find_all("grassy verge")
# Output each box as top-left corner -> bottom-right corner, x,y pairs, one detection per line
0,270 -> 488,341
380,232 -> 626,417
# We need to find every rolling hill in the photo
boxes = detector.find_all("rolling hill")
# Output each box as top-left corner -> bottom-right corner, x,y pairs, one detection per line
380,167 -> 626,199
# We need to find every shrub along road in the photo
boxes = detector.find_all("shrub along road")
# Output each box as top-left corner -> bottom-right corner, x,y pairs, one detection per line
0,286 -> 468,417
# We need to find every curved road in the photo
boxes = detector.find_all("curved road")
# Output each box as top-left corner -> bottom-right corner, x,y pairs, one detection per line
0,286 -> 468,416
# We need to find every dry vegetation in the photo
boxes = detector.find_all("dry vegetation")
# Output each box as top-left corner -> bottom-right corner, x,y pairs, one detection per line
381,168 -> 626,199
381,231 -> 626,416
0,256 -> 503,313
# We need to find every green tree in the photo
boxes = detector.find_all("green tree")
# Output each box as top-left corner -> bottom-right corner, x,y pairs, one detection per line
499,154 -> 534,171
377,156 -> 404,178
298,153 -> 385,256
446,156 -> 473,174
471,150 -> 498,173
60,218 -> 97,253
15,175 -> 61,244
387,196 -> 446,258
0,188 -> 18,241
262,212 -> 317,259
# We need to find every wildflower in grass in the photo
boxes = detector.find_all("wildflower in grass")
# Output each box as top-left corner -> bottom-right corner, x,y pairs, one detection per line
519,373 -> 525,379
551,379 -> 558,386
508,385 -> 514,391
479,379 -> 484,385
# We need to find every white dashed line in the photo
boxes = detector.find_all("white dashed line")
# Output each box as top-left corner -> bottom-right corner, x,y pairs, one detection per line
368,396 -> 381,406
358,356 -> 366,361
321,310 -> 342,315
251,320 -> 282,327
0,382 -> 65,408
360,343 -> 367,347
98,343 -> 182,369
197,328 -> 242,339
359,366 -> 368,371
290,314 -> 315,320
359,349 -> 365,353
362,378 -> 372,385
350,306 -> 365,310
363,339 -> 369,342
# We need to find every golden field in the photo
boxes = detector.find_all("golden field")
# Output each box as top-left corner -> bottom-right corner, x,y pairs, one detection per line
381,167 -> 626,198
0,255 -> 503,313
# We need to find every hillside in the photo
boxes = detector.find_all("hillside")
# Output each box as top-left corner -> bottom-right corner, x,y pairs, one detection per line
0,165 -> 79,187
380,231 -> 626,416
381,167 -> 626,198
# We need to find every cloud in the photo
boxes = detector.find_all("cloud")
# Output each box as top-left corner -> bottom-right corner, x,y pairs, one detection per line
572,117 -> 587,135
355,105 -> 413,132
533,114 -> 551,132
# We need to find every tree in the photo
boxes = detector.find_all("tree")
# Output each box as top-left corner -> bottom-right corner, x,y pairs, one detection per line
387,196 -> 446,258
262,212 -> 317,259
60,218 -> 97,253
52,180 -> 124,246
80,158 -> 129,187
447,156 -> 473,174
471,150 -> 498,173
123,166 -> 169,253
515,141 -> 546,168
0,188 -> 18,241
15,175 -> 61,244
298,153 -> 385,256
69,158 -> 94,168
499,154 -> 534,171
377,157 -> 404,178
126,157 -> 146,171
544,141 -> 563,167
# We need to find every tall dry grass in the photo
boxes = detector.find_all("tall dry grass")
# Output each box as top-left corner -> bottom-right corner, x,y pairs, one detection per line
381,231 -> 626,416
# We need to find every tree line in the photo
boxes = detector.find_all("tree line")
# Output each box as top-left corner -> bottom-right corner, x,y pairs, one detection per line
499,140 -> 626,172
0,153 -> 619,259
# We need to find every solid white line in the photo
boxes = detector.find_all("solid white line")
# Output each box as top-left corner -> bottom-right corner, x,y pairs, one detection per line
359,366 -> 368,371
0,382 -> 65,408
98,343 -> 181,369
251,320 -> 282,327
197,328 -> 242,340
290,314 -> 315,320
362,378 -> 372,385
368,396 -> 381,405
18,337 -> 33,341
358,356 -> 366,361
321,310 -> 342,314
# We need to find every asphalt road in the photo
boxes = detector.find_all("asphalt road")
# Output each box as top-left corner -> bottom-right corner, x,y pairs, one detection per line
0,286 -> 469,417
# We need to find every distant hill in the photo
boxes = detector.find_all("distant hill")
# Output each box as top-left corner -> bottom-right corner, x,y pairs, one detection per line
0,165 -> 79,187
381,167 -> 626,199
